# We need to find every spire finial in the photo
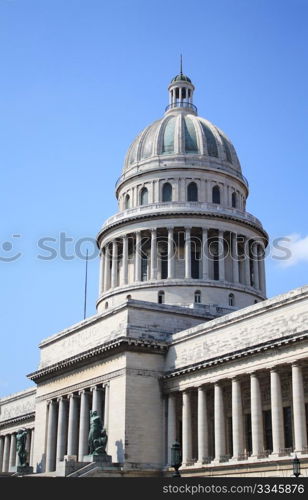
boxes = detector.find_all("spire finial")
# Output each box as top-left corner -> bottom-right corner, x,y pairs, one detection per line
180,54 -> 183,75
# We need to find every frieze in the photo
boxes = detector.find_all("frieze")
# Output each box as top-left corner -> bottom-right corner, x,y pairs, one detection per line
35,368 -> 125,402
0,412 -> 35,429
166,329 -> 308,377
0,399 -> 35,422
35,367 -> 162,403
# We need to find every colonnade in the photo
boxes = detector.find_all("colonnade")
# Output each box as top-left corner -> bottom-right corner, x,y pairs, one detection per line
99,227 -> 266,296
45,383 -> 109,472
166,363 -> 308,466
0,427 -> 34,472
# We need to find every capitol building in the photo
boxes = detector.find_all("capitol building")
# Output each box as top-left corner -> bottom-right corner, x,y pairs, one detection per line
0,70 -> 308,477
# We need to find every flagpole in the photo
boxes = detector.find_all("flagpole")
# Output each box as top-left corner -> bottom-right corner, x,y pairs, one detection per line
83,248 -> 88,320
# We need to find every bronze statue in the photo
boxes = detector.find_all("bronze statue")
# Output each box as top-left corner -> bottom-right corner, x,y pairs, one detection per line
88,410 -> 108,455
16,428 -> 28,467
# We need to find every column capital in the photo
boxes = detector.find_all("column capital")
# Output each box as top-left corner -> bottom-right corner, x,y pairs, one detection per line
90,385 -> 102,392
67,393 -> 79,400
197,385 -> 207,393
78,389 -> 90,396
56,396 -> 67,403
269,365 -> 283,374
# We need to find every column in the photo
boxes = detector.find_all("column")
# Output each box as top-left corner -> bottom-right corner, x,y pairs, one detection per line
292,363 -> 307,452
98,248 -> 104,295
232,233 -> 239,283
122,235 -> 128,285
270,368 -> 285,455
9,433 -> 16,471
167,227 -> 175,279
150,229 -> 157,280
104,244 -> 111,291
184,227 -> 191,279
214,383 -> 226,461
206,180 -> 212,202
2,434 -> 10,472
250,373 -> 264,457
252,242 -> 260,289
46,400 -> 58,472
56,397 -> 68,462
103,384 -> 109,431
182,391 -> 192,465
232,377 -> 244,459
111,240 -> 118,288
202,229 -> 209,281
67,394 -> 79,456
29,429 -> 35,467
258,244 -> 266,295
244,238 -> 251,286
223,185 -> 228,205
135,231 -> 142,282
25,430 -> 31,464
0,436 -> 4,472
218,231 -> 225,281
197,386 -> 209,463
78,390 -> 90,461
92,386 -> 103,419
167,394 -> 177,465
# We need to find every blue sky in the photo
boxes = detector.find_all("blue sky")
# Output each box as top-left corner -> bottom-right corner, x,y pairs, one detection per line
0,0 -> 307,397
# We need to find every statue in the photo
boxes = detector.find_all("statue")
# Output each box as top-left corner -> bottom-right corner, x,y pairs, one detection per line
16,428 -> 28,467
88,410 -> 108,456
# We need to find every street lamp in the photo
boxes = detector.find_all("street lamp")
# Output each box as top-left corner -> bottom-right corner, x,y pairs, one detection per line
171,441 -> 182,477
292,455 -> 301,477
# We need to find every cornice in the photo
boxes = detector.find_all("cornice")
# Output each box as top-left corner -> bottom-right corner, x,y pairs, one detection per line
27,337 -> 168,383
163,331 -> 308,380
98,209 -> 268,245
0,412 -> 35,429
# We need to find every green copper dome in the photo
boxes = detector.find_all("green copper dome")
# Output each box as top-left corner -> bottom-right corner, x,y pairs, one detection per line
171,73 -> 192,83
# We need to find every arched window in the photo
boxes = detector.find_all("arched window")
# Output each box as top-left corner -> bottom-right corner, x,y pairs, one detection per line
162,182 -> 172,202
194,290 -> 201,304
212,185 -> 220,204
187,182 -> 198,202
158,290 -> 165,304
105,301 -> 109,310
140,187 -> 148,205
125,194 -> 130,210
228,293 -> 234,306
231,192 -> 237,208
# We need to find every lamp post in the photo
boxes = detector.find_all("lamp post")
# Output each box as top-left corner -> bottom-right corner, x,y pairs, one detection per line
171,440 -> 182,478
293,455 -> 301,477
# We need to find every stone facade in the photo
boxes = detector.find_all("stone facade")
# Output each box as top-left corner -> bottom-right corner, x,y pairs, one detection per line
0,72 -> 307,477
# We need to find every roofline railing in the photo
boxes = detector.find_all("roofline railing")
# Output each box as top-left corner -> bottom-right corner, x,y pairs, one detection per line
165,101 -> 197,113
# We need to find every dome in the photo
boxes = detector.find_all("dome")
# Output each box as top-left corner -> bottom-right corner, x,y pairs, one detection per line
123,112 -> 242,174
171,73 -> 192,83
